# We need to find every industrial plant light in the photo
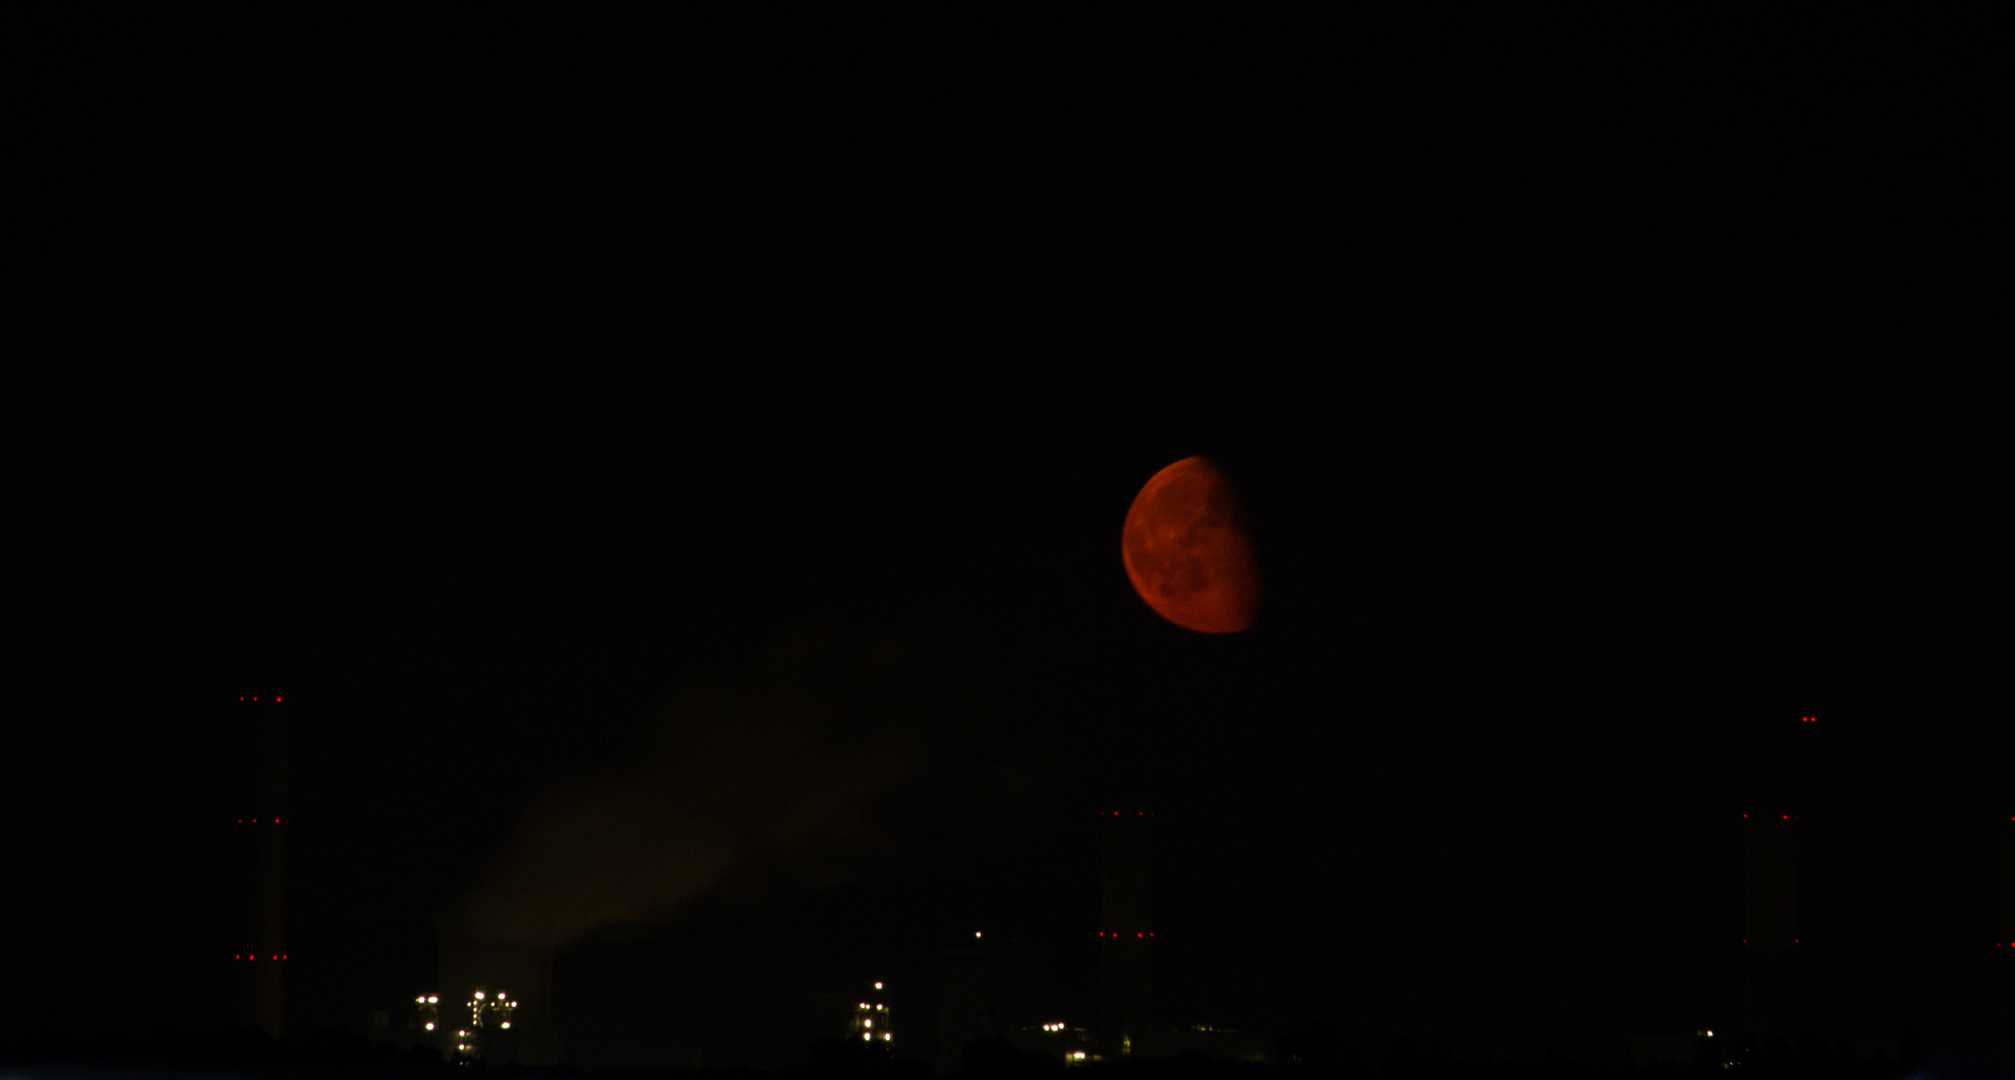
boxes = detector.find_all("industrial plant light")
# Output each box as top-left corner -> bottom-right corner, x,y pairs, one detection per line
429,996 -> 438,1003
501,1023 -> 511,1029
425,1023 -> 435,1031
475,992 -> 485,1000
873,982 -> 883,990
863,1033 -> 872,1042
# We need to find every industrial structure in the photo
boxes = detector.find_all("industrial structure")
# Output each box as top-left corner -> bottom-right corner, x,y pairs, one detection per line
234,694 -> 288,1037
1743,810 -> 1799,1037
2000,815 -> 2015,1014
1099,810 -> 1153,1057
434,926 -> 562,1065
938,934 -> 992,1074
849,980 -> 894,1047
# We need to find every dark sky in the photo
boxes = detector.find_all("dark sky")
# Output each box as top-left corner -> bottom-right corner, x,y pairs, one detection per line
10,13 -> 2005,1070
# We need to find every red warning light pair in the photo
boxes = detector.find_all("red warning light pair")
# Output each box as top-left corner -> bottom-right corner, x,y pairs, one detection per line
239,696 -> 283,702
1799,716 -> 1816,723
233,954 -> 288,960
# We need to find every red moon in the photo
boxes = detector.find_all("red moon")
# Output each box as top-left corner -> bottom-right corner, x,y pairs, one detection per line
1121,456 -> 1259,633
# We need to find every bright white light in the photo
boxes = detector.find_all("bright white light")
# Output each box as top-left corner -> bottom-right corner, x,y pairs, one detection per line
863,1033 -> 872,1042
475,991 -> 485,1000
428,996 -> 438,1003
426,1023 -> 436,1031
416,996 -> 426,1004
501,1022 -> 511,1029
874,982 -> 883,990
884,1034 -> 892,1041
865,1019 -> 872,1029
974,931 -> 982,938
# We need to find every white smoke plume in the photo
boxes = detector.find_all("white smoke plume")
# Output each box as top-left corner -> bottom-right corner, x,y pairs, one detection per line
456,624 -> 921,948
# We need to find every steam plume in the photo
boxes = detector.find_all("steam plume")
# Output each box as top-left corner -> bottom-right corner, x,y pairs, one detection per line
457,625 -> 918,948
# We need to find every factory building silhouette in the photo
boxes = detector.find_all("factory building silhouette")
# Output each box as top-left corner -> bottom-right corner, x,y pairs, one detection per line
431,930 -> 562,1065
334,713 -> 2003,1069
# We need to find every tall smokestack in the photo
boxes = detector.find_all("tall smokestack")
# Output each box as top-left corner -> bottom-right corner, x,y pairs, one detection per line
1998,815 -> 2014,1014
1099,810 -> 1152,1057
240,695 -> 287,1037
1743,812 -> 1798,1037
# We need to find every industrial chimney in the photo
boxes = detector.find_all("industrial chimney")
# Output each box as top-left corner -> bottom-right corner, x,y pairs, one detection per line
1998,815 -> 2014,1015
1743,811 -> 1798,1037
1099,810 -> 1153,1057
236,695 -> 287,1037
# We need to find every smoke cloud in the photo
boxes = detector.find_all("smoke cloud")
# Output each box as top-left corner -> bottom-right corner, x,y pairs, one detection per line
456,624 -> 923,948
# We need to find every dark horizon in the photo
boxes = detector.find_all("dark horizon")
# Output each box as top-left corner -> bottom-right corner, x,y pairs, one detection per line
8,12 -> 2005,1077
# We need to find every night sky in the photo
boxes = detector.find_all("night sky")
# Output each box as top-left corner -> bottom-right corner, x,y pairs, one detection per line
10,14 -> 2005,1072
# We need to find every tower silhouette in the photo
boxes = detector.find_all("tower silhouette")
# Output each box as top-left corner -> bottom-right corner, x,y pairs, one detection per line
1998,815 -> 2014,1016
235,695 -> 287,1036
1099,810 -> 1153,1057
1743,811 -> 1798,1037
